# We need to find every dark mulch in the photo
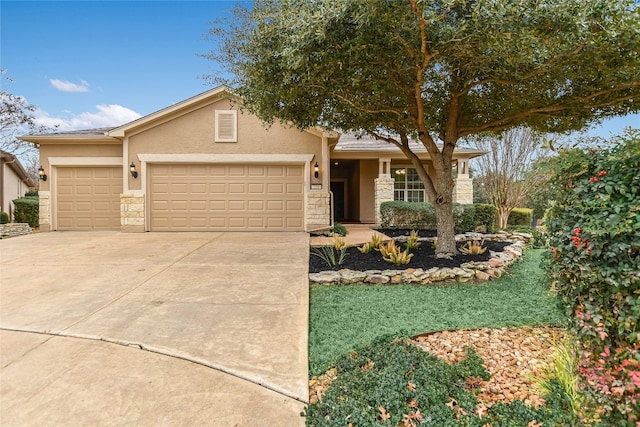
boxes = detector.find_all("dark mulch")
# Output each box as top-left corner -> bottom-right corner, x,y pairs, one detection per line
309,239 -> 510,273
375,228 -> 438,238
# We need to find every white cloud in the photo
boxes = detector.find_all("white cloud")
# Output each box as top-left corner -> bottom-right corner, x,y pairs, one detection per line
35,105 -> 142,131
50,79 -> 90,93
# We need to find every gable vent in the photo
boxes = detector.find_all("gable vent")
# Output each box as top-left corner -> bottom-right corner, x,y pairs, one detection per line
215,110 -> 238,142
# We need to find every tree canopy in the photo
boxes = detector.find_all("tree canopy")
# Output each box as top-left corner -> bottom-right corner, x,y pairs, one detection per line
205,0 -> 640,254
1,70 -> 50,159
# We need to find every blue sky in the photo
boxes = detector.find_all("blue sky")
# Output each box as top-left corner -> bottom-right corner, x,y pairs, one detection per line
1,0 -> 238,130
1,0 -> 638,137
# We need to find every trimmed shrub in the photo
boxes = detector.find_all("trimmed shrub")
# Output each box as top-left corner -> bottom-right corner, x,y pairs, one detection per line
453,203 -> 475,233
24,189 -> 38,198
0,211 -> 9,224
12,197 -> 39,228
474,203 -> 496,232
545,130 -> 640,424
380,201 -> 436,229
507,208 -> 533,227
381,201 -> 493,233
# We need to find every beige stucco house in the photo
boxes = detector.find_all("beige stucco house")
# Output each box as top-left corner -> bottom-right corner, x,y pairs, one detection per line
0,150 -> 37,221
21,86 -> 485,232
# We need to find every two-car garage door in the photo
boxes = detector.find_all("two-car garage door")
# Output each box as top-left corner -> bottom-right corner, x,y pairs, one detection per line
54,163 -> 305,231
149,164 -> 305,231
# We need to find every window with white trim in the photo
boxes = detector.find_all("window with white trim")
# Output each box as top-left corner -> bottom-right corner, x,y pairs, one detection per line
215,110 -> 237,142
392,167 -> 426,202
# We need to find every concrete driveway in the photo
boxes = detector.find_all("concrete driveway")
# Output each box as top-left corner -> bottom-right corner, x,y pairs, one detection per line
0,231 -> 310,426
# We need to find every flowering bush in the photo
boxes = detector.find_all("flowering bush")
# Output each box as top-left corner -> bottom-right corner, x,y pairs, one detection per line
544,130 -> 640,424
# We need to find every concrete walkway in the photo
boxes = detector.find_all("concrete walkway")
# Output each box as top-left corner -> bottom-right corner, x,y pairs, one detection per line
0,232 -> 309,426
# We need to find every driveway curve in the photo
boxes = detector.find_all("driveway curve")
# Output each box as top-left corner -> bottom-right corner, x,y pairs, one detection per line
0,231 -> 309,426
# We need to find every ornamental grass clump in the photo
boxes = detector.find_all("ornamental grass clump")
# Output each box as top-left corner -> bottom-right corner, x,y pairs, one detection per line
311,235 -> 348,267
459,239 -> 487,255
405,230 -> 421,250
358,233 -> 385,254
379,240 -> 413,265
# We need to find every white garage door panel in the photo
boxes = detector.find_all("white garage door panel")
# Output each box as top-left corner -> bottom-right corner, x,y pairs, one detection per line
149,164 -> 305,231
56,166 -> 122,230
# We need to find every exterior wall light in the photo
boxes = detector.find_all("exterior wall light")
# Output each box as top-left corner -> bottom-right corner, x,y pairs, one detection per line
38,165 -> 47,181
130,162 -> 138,179
314,162 -> 319,179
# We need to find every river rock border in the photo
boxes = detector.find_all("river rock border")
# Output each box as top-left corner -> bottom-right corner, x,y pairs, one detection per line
309,231 -> 533,285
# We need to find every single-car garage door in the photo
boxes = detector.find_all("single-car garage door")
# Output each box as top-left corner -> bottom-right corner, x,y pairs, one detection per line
149,164 -> 305,231
56,166 -> 122,230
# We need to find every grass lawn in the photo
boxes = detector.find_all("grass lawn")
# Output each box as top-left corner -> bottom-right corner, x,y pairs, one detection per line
308,248 -> 567,376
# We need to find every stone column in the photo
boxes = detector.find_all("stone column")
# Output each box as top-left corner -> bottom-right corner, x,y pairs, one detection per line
120,193 -> 145,232
453,177 -> 473,204
38,191 -> 51,232
374,175 -> 394,223
306,192 -> 331,231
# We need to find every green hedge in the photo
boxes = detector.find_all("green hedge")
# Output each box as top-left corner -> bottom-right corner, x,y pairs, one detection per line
0,211 -> 8,224
507,208 -> 533,227
12,197 -> 39,228
474,203 -> 496,233
380,201 -> 494,233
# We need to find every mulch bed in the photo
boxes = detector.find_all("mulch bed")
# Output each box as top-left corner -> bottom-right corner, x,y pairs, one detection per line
309,235 -> 510,273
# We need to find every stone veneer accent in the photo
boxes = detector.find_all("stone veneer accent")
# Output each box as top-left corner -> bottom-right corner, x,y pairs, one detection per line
309,232 -> 532,285
374,175 -> 395,223
120,193 -> 145,232
306,192 -> 331,230
453,177 -> 473,204
0,223 -> 32,239
38,191 -> 51,232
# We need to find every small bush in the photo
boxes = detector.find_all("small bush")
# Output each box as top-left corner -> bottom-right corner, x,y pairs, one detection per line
24,189 -> 38,198
333,222 -> 348,236
0,211 -> 9,224
507,208 -> 533,227
12,197 -> 38,227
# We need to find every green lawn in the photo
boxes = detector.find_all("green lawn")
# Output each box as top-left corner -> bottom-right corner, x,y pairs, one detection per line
308,249 -> 566,376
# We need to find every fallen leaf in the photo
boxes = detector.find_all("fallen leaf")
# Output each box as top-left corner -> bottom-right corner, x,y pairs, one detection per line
378,406 -> 391,422
527,421 -> 542,427
407,398 -> 419,408
407,381 -> 416,391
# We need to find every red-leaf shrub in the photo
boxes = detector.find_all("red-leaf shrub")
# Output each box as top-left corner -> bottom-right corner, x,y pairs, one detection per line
545,130 -> 640,424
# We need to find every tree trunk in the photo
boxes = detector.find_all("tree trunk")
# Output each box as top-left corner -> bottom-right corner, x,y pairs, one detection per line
497,207 -> 511,229
433,198 -> 457,256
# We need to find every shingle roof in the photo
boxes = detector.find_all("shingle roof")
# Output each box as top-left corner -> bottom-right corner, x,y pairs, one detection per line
334,133 -> 487,157
43,127 -> 116,137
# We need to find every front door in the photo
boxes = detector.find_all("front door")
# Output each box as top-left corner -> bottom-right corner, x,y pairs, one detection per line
330,181 -> 346,221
